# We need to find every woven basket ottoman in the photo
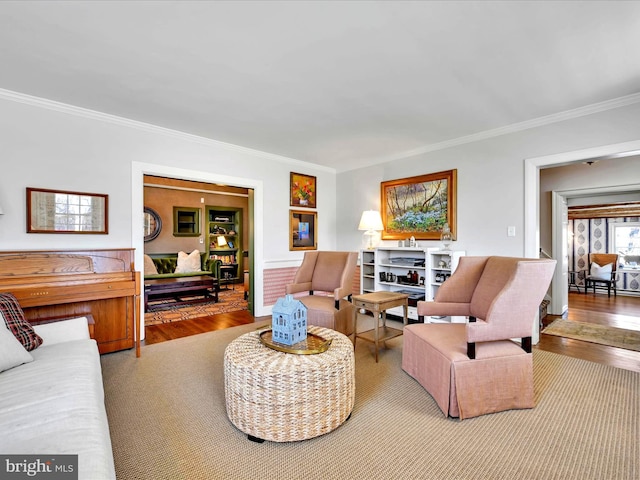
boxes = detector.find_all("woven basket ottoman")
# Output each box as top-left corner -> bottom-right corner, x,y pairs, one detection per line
224,326 -> 355,442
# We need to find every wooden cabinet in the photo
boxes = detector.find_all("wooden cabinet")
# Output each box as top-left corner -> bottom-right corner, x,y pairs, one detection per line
0,249 -> 140,355
207,206 -> 242,284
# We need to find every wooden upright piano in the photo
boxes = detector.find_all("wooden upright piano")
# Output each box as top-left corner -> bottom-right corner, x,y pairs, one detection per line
0,248 -> 141,356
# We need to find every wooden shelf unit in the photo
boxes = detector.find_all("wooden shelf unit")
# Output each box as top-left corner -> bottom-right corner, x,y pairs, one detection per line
207,206 -> 242,283
173,207 -> 201,237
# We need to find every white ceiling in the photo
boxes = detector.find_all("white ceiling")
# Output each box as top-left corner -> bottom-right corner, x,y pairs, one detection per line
1,1 -> 640,172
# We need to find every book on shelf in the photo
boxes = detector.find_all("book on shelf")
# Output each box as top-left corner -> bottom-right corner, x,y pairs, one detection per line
210,253 -> 236,265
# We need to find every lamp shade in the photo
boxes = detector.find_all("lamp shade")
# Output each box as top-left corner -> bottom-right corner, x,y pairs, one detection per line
358,210 -> 384,232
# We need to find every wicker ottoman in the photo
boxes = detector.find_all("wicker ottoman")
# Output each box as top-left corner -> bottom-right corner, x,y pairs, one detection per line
224,326 -> 355,442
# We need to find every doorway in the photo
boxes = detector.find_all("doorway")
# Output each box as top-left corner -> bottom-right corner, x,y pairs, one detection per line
541,184 -> 640,315
132,161 -> 265,341
524,139 -> 640,343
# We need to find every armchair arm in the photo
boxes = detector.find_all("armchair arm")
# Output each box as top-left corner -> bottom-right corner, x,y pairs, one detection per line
467,259 -> 556,343
417,301 -> 471,318
206,258 -> 222,280
285,282 -> 312,295
332,251 -> 358,301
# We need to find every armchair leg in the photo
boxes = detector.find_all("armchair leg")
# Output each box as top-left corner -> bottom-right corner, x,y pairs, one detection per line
521,336 -> 532,353
467,342 -> 476,359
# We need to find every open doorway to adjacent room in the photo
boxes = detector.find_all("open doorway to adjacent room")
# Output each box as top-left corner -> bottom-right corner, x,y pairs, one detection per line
132,162 -> 263,344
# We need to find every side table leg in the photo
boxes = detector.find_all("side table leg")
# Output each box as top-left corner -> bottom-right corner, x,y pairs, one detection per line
352,305 -> 358,346
374,307 -> 380,363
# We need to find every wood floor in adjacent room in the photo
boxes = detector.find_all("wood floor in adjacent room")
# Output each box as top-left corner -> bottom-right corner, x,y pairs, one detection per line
143,291 -> 640,373
538,291 -> 640,373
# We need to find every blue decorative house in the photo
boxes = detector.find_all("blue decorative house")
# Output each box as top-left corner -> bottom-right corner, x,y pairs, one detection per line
271,294 -> 308,345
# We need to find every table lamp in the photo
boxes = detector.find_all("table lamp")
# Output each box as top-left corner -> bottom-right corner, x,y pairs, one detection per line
358,210 -> 384,249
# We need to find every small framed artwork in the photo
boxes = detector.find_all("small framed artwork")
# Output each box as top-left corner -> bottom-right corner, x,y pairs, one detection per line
290,210 -> 317,250
290,172 -> 317,208
381,169 -> 457,240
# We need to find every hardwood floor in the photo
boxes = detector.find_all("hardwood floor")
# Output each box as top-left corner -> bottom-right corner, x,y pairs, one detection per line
143,310 -> 259,345
143,291 -> 640,373
537,291 -> 640,373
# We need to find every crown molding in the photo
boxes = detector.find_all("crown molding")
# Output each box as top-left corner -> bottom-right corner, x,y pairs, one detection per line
2,87 -> 639,174
0,87 -> 336,173
353,91 -> 640,168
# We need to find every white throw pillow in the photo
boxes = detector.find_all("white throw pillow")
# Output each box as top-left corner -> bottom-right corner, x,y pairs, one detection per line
0,320 -> 34,373
590,262 -> 612,280
144,254 -> 158,275
175,250 -> 201,273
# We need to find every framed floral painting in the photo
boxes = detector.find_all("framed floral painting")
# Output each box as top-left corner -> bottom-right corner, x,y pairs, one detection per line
290,172 -> 316,208
381,169 -> 457,240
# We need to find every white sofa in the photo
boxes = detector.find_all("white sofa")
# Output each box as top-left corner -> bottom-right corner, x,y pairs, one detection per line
0,317 -> 115,479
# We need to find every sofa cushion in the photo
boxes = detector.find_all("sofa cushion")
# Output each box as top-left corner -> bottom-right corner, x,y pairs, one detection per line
0,338 -> 116,479
144,254 -> 159,275
0,293 -> 43,351
175,250 -> 201,273
0,322 -> 33,373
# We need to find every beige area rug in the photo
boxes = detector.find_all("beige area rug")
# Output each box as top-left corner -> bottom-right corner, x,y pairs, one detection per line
144,287 -> 247,326
101,316 -> 639,480
544,319 -> 640,352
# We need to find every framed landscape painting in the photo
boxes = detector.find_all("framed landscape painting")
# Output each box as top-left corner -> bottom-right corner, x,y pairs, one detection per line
380,169 -> 457,240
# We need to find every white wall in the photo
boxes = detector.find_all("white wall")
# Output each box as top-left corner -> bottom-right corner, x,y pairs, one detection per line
0,94 -> 338,317
2,92 -> 640,315
337,102 -> 640,257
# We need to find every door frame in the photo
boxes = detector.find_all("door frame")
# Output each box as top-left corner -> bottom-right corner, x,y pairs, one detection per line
132,161 -> 264,340
524,139 -> 640,343
551,191 -> 569,315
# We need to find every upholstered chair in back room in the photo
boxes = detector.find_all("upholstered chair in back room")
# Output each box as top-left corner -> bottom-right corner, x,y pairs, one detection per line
402,256 -> 556,420
285,251 -> 358,336
584,253 -> 619,297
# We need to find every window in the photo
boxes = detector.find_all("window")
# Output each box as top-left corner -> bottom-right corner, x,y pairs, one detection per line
609,222 -> 640,270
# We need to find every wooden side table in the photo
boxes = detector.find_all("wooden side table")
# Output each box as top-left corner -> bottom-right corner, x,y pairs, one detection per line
352,291 -> 409,362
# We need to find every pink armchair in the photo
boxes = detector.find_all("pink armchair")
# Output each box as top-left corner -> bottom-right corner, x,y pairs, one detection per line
285,251 -> 358,336
402,256 -> 556,419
